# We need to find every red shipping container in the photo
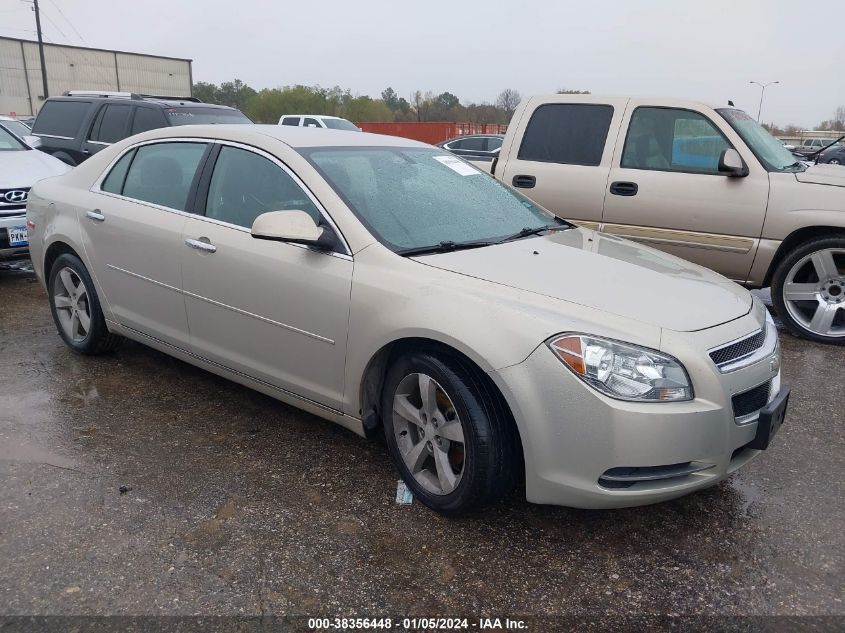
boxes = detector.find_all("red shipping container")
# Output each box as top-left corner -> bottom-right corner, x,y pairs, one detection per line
356,122 -> 507,145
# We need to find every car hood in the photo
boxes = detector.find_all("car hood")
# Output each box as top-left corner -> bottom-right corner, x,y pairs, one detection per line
795,163 -> 845,187
0,149 -> 71,188
412,228 -> 752,332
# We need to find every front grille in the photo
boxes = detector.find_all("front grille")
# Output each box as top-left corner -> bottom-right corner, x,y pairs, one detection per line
732,380 -> 771,419
0,187 -> 30,210
710,329 -> 766,368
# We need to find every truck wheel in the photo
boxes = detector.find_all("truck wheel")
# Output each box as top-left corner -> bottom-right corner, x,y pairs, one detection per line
771,236 -> 845,344
48,253 -> 120,354
381,351 -> 517,515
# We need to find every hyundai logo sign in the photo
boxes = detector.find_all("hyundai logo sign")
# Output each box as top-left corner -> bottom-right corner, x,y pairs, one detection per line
4,190 -> 28,203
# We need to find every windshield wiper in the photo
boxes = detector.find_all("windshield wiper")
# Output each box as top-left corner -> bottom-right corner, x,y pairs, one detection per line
496,221 -> 572,244
396,240 -> 495,257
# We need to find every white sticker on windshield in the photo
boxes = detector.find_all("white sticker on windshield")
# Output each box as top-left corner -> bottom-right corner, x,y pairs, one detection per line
433,155 -> 480,176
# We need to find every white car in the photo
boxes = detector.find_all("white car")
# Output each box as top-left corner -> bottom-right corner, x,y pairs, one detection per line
279,114 -> 360,131
27,125 -> 788,514
1,126 -> 70,262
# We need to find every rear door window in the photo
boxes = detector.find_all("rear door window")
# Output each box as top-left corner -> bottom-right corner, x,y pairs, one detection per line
486,137 -> 503,152
281,117 -> 301,126
303,118 -> 321,128
518,104 -> 614,166
122,142 -> 207,210
131,107 -> 167,135
95,105 -> 132,144
100,149 -> 136,194
33,100 -> 90,138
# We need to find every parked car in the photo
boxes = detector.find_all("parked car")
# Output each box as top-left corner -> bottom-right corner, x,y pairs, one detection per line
28,124 -> 788,514
437,134 -> 503,157
0,126 -> 70,262
30,91 -> 251,166
493,94 -> 845,344
816,141 -> 845,165
793,137 -> 838,157
437,134 -> 503,169
279,114 -> 360,131
0,115 -> 37,143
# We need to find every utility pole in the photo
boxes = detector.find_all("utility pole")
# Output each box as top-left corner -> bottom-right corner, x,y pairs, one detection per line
750,80 -> 779,123
32,0 -> 49,100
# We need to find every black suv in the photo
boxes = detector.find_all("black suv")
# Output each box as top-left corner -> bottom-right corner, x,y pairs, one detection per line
31,92 -> 252,166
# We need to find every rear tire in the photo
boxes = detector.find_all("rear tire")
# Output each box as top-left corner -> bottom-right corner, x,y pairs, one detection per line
771,236 -> 845,344
48,253 -> 120,354
381,350 -> 517,515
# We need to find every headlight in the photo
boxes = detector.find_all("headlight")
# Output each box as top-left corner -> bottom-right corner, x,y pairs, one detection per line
547,334 -> 693,402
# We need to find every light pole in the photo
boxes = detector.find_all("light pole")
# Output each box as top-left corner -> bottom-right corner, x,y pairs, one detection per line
749,80 -> 779,123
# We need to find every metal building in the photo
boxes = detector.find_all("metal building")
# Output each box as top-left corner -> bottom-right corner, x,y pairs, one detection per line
0,36 -> 192,116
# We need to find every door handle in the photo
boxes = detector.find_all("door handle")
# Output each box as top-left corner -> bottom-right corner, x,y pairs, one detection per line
82,149 -> 90,155
512,174 -> 536,188
85,209 -> 105,222
185,238 -> 217,253
609,181 -> 638,196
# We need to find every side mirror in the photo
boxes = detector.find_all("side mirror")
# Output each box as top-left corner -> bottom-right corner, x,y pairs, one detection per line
718,148 -> 748,177
23,135 -> 42,148
251,210 -> 336,250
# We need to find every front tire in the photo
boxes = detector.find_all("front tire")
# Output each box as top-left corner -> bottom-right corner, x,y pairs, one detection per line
771,236 -> 845,344
381,351 -> 517,515
48,253 -> 120,354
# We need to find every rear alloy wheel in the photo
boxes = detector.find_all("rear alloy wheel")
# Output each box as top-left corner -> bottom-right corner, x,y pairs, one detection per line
829,158 -> 840,165
48,253 -> 120,354
381,351 -> 516,515
772,237 -> 845,344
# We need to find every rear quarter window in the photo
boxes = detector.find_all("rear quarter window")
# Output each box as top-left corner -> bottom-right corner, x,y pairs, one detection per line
518,103 -> 614,166
33,100 -> 90,138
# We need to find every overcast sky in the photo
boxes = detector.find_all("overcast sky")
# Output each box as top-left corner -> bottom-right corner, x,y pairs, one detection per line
3,0 -> 843,128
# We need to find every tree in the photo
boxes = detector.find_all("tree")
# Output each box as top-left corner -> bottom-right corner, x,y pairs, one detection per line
496,88 -> 521,120
217,79 -> 256,111
192,81 -> 219,103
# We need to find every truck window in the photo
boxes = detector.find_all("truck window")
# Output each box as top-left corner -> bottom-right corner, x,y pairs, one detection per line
33,100 -> 90,138
517,104 -> 613,166
621,107 -> 730,174
281,117 -> 300,126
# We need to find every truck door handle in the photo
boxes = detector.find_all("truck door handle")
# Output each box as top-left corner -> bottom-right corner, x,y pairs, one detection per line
185,238 -> 217,253
609,181 -> 638,196
85,209 -> 105,222
512,174 -> 536,188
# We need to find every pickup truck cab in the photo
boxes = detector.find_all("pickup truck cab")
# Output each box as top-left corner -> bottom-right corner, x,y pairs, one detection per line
492,95 -> 845,344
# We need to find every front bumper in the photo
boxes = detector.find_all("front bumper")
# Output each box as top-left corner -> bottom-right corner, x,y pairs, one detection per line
491,309 -> 784,509
0,212 -> 29,262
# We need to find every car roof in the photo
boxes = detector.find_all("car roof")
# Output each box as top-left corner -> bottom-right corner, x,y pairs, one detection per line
281,114 -> 347,120
41,96 -> 238,110
128,123 -> 430,149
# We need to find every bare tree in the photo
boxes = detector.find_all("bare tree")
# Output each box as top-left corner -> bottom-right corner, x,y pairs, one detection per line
496,88 -> 522,120
834,105 -> 845,131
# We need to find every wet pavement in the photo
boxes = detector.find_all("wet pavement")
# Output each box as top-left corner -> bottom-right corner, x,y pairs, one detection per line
0,268 -> 842,624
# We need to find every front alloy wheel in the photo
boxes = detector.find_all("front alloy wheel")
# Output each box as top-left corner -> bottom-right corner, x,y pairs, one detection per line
381,351 -> 517,515
393,373 -> 466,495
773,238 -> 845,343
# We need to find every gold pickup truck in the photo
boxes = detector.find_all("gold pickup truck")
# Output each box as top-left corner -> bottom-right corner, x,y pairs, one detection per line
491,94 -> 845,344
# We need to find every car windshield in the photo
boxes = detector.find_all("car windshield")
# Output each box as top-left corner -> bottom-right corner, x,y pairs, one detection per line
305,147 -> 559,251
0,126 -> 27,151
322,118 -> 359,131
165,107 -> 252,126
1,119 -> 32,139
717,108 -> 800,171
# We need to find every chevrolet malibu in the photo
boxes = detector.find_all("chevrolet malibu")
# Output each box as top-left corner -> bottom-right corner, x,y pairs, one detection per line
26,126 -> 790,514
